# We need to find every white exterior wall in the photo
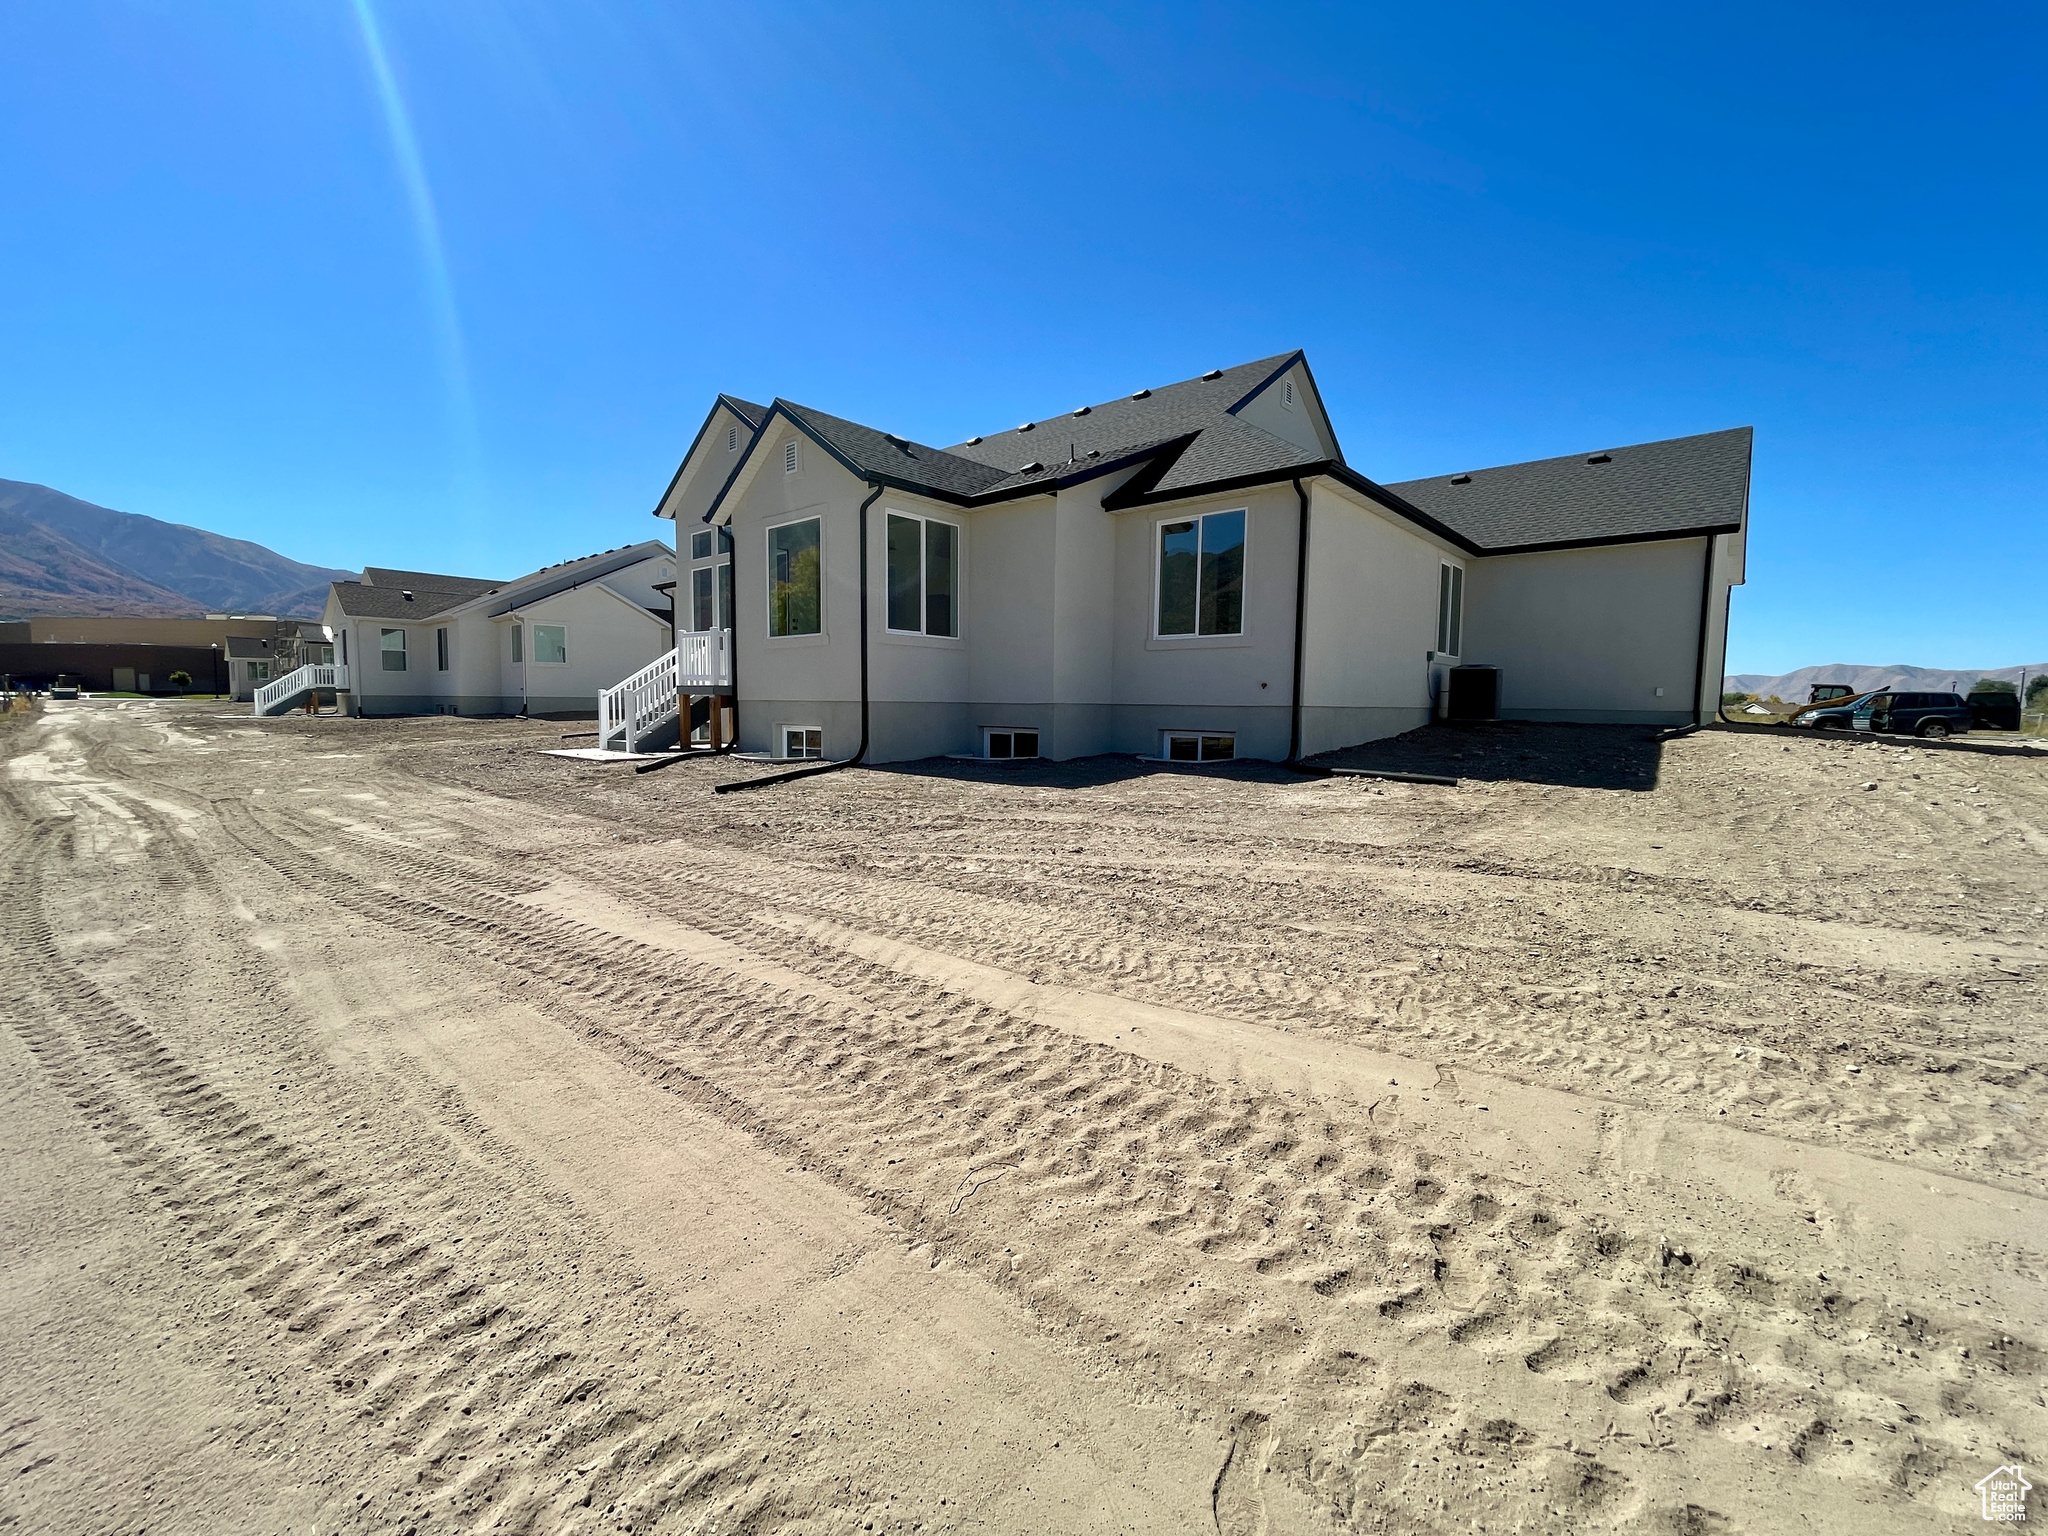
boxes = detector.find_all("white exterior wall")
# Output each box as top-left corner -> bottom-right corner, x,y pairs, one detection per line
325,553 -> 674,718
662,403 -> 759,527
1230,360 -> 1337,460
1297,481 -> 1462,754
1461,536 -> 1710,724
1106,483 -> 1300,760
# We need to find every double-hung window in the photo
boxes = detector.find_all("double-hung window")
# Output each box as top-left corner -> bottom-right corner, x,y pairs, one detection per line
380,628 -> 407,671
1436,563 -> 1465,656
767,518 -> 822,637
1156,509 -> 1245,637
885,512 -> 959,637
689,526 -> 733,632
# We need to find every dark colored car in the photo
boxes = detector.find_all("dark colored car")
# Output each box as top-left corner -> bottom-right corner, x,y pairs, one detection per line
1792,689 -> 1883,728
1852,691 -> 1974,738
1967,691 -> 2022,731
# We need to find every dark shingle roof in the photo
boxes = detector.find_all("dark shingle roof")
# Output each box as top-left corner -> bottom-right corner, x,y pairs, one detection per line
778,403 -> 1014,500
1384,428 -> 1752,553
360,567 -> 503,595
720,395 -> 770,428
944,353 -> 1302,473
330,583 -> 480,620
225,635 -> 277,659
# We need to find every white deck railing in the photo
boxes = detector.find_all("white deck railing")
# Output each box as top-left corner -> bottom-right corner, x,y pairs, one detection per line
253,662 -> 349,716
677,628 -> 733,690
598,648 -> 679,753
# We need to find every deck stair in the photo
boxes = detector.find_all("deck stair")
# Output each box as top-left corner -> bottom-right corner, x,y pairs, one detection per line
598,630 -> 733,753
253,662 -> 349,716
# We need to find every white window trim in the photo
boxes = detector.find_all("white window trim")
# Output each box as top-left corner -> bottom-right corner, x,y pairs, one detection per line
981,725 -> 1040,759
881,507 -> 964,641
380,626 -> 408,672
1150,507 -> 1252,646
763,513 -> 826,644
1435,560 -> 1466,659
1158,728 -> 1237,764
777,724 -> 824,761
529,622 -> 569,666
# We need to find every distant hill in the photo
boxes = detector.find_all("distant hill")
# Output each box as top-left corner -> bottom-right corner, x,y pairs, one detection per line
0,509 -> 203,617
1727,662 -> 2048,701
0,478 -> 357,620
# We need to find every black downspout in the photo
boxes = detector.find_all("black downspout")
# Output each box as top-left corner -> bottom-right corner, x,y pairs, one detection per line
1690,533 -> 1715,725
713,483 -> 880,793
1286,476 -> 1313,767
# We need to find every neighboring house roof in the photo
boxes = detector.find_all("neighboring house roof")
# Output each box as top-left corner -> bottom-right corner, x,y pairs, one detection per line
686,353 -> 1751,555
329,544 -> 672,624
1384,428 -> 1753,555
224,636 -> 277,659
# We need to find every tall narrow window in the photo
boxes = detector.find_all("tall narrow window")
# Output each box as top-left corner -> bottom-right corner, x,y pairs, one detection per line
511,625 -> 522,664
691,567 -> 715,631
436,627 -> 449,671
380,628 -> 407,671
767,518 -> 821,637
1437,563 -> 1465,655
1156,509 -> 1245,637
884,512 -> 959,637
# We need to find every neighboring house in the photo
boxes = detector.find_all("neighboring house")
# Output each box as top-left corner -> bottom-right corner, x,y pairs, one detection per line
226,623 -> 334,701
651,353 -> 1749,764
318,543 -> 676,717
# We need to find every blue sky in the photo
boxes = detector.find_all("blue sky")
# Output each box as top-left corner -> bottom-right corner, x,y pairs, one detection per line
2,1 -> 2041,674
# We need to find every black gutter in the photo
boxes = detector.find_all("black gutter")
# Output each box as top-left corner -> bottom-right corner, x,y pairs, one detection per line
1287,477 -> 1311,763
1691,534 -> 1715,724
711,483 -> 882,794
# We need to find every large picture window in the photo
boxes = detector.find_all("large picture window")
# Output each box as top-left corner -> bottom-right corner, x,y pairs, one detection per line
1436,563 -> 1465,656
532,624 -> 567,664
380,627 -> 407,671
885,512 -> 959,637
1157,509 -> 1245,637
768,518 -> 822,637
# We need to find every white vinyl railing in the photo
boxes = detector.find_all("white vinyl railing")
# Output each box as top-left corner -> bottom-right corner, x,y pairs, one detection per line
677,628 -> 733,690
598,648 -> 680,753
596,630 -> 730,752
253,661 -> 349,716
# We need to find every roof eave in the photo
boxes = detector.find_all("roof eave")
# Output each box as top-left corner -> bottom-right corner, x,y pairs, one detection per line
1475,522 -> 1743,558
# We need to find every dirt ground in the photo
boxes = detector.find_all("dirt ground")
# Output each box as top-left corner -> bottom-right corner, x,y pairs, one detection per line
2,700 -> 2041,1535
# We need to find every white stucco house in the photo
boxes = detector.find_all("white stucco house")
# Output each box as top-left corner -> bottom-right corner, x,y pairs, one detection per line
306,542 -> 676,717
646,353 -> 1749,764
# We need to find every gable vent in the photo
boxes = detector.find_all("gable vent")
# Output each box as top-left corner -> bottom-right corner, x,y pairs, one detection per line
1131,388 -> 1151,400
1449,474 -> 1472,485
1201,368 -> 1223,380
727,425 -> 737,451
1283,379 -> 1296,406
784,440 -> 799,473
1586,453 -> 1613,465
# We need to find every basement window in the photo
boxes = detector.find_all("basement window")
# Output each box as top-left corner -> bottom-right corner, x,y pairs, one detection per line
1163,731 -> 1234,762
984,727 -> 1039,760
781,726 -> 822,760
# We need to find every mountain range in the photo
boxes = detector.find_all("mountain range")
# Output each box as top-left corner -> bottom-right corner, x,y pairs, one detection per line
1726,662 -> 2048,701
0,479 -> 356,620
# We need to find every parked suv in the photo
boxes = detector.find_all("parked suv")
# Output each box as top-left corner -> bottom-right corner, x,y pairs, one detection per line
1852,691 -> 1974,738
1792,688 -> 1882,728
